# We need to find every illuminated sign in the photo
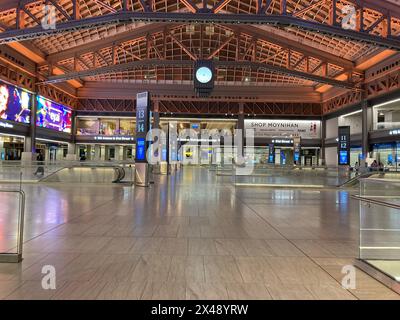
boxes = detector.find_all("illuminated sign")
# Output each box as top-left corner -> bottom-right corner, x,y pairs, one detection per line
0,121 -> 14,129
389,129 -> 400,135
272,138 -> 294,145
294,137 -> 301,163
136,138 -> 146,161
245,119 -> 320,139
268,144 -> 274,163
135,92 -> 150,163
36,96 -> 72,133
338,126 -> 350,166
0,81 -> 31,124
94,136 -> 134,142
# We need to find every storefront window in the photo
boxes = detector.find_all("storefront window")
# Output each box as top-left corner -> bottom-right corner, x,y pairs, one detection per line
371,143 -> 397,170
0,135 -> 24,160
373,105 -> 400,131
76,118 -> 99,135
350,147 -> 362,167
99,119 -> 117,135
119,119 -> 135,135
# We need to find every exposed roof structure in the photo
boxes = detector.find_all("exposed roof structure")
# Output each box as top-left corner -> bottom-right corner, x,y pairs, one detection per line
0,0 -> 399,115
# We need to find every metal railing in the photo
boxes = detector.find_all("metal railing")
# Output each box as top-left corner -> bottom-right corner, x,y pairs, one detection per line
351,194 -> 400,210
0,189 -> 25,263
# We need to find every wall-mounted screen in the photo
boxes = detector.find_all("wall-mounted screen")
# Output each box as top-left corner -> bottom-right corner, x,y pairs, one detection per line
339,150 -> 349,165
136,138 -> 146,161
36,96 -> 72,133
0,81 -> 31,124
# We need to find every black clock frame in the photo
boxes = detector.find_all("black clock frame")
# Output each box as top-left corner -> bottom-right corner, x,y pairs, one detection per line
194,60 -> 215,97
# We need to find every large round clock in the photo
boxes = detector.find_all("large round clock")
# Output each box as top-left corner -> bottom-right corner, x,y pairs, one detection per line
195,66 -> 213,84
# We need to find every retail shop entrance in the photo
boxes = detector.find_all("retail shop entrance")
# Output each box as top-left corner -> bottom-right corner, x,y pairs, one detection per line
0,134 -> 24,161
77,144 -> 134,161
36,140 -> 68,161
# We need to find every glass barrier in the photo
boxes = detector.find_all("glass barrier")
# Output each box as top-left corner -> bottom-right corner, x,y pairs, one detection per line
231,165 -> 353,188
354,178 -> 400,282
0,160 -> 136,183
0,188 -> 25,263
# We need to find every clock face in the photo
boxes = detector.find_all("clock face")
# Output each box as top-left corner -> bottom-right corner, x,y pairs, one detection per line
195,67 -> 213,84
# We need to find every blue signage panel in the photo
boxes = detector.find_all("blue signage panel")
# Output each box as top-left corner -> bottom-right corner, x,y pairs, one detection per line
268,144 -> 275,164
136,138 -> 146,161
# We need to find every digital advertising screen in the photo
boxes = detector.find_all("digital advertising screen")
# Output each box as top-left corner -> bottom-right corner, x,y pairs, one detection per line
339,151 -> 349,165
36,96 -> 72,133
136,138 -> 146,161
0,81 -> 31,124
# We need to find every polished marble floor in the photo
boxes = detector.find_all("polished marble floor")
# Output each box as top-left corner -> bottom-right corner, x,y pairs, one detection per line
0,167 -> 399,300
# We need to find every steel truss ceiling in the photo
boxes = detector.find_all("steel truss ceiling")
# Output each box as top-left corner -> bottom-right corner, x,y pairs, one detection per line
0,0 -> 399,111
0,0 -> 400,48
39,22 -> 361,88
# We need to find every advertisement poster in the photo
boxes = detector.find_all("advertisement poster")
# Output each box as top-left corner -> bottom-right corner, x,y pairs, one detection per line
0,81 -> 31,124
244,119 -> 320,139
36,96 -> 72,133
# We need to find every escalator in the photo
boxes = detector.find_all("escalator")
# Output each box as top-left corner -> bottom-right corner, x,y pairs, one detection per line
40,165 -> 132,184
112,167 -> 126,183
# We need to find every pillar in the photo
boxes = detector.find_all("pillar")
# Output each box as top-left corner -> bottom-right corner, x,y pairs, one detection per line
66,143 -> 78,160
153,100 -> 160,129
21,90 -> 38,162
66,110 -> 78,160
320,119 -> 326,166
114,145 -> 124,161
235,103 -> 245,163
94,145 -> 101,161
361,99 -> 370,164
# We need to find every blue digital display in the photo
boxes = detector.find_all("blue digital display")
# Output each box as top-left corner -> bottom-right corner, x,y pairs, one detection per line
162,147 -> 167,162
268,155 -> 274,163
294,152 -> 300,162
136,138 -> 146,161
339,151 -> 348,165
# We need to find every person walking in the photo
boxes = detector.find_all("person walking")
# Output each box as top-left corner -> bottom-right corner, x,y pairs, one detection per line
34,151 -> 45,176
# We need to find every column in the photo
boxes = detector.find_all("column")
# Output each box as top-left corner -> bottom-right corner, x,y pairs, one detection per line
66,143 -> 78,160
361,99 -> 370,165
94,145 -> 101,161
320,119 -> 326,166
66,111 -> 78,160
21,90 -> 37,162
153,100 -> 160,129
86,145 -> 92,160
114,145 -> 124,161
235,103 -> 245,163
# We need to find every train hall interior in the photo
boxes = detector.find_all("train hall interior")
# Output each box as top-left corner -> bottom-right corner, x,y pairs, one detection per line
0,0 -> 400,302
